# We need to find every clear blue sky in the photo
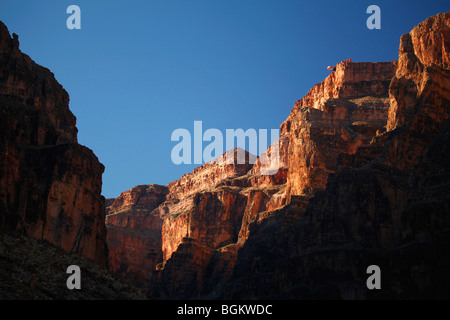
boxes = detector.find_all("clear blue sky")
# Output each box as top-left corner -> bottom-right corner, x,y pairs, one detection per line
0,1 -> 448,198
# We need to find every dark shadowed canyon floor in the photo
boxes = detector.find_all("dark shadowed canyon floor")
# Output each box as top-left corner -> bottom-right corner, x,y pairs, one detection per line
0,227 -> 146,299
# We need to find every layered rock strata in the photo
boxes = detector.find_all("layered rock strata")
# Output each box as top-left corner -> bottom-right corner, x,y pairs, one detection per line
220,12 -> 450,299
109,12 -> 449,299
0,21 -> 107,266
108,50 -> 398,297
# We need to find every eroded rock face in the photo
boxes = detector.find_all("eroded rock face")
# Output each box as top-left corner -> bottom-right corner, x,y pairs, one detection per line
162,187 -> 248,261
386,12 -> 450,169
166,147 -> 254,200
0,21 -> 107,266
110,62 -> 397,296
105,150 -> 254,290
282,61 -> 397,198
289,60 -> 397,113
221,12 -> 450,299
109,12 -> 449,299
105,185 -> 168,288
0,23 -> 77,144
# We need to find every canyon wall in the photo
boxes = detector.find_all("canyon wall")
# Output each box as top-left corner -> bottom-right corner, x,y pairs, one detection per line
2,9 -> 447,302
144,59 -> 398,298
282,61 -> 397,198
107,35 -> 398,298
0,22 -> 108,266
106,149 -> 255,288
221,11 -> 450,299
106,184 -> 168,287
107,12 -> 449,299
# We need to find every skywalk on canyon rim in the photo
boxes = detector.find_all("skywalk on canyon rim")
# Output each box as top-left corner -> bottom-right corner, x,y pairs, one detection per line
0,1 -> 449,306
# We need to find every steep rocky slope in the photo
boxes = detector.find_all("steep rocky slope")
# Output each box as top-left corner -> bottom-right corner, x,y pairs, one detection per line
106,148 -> 255,289
145,59 -> 400,299
282,60 -> 397,199
219,11 -> 450,299
0,227 -> 146,299
106,12 -> 450,299
101,12 -> 450,299
106,184 -> 168,288
0,21 -> 108,266
6,11 -> 449,300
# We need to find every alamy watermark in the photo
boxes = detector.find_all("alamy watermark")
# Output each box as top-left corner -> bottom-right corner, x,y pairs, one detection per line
366,265 -> 381,289
66,265 -> 81,290
67,5 -> 81,30
171,121 -> 280,175
367,5 -> 381,30
66,5 -> 380,31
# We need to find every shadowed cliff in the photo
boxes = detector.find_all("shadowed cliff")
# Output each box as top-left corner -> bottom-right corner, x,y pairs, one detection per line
0,21 -> 108,266
107,12 -> 450,299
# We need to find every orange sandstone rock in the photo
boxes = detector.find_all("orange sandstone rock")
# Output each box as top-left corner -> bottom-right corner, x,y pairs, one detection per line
0,21 -> 107,266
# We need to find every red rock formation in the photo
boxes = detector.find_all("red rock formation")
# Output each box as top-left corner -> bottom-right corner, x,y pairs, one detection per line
106,185 -> 168,287
288,60 -> 397,113
106,150 -> 252,289
149,237 -> 239,298
221,12 -> 450,299
109,61 -> 397,296
166,147 -> 253,200
108,12 -> 450,299
0,21 -> 107,266
162,187 -> 248,261
0,25 -> 77,144
385,12 -> 450,169
282,61 -> 397,198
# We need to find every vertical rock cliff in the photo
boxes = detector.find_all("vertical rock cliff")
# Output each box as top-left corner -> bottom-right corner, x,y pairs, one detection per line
222,11 -> 450,299
107,42 -> 398,298
0,22 -> 108,266
144,60 -> 398,299
106,149 -> 254,290
106,12 -> 449,299
106,184 -> 168,288
282,60 -> 397,199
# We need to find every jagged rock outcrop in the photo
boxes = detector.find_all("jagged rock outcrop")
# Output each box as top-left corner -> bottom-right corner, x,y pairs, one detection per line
106,184 -> 168,288
219,11 -> 450,299
107,12 -> 449,299
106,149 -> 255,290
144,63 -> 398,298
385,12 -> 450,169
167,147 -> 254,200
282,61 -> 397,198
108,46 -> 399,298
0,21 -> 107,266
